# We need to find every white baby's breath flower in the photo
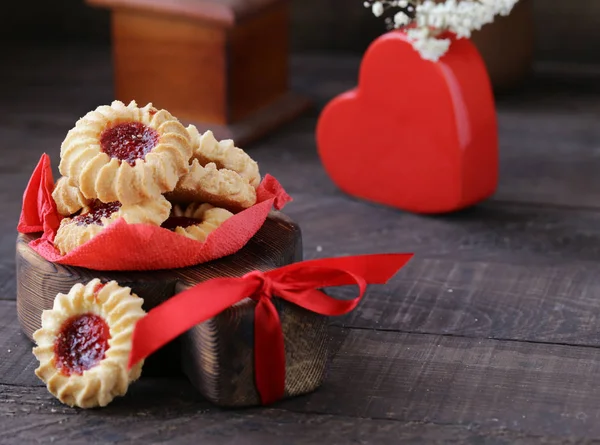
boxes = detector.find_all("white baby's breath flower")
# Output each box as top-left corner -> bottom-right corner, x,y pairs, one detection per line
406,28 -> 451,62
394,11 -> 411,27
372,1 -> 385,17
364,0 -> 519,61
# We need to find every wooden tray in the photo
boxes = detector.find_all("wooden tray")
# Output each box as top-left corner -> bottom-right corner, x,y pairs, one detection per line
16,212 -> 330,407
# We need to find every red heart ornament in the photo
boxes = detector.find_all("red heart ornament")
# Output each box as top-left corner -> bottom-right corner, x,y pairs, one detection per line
316,31 -> 498,214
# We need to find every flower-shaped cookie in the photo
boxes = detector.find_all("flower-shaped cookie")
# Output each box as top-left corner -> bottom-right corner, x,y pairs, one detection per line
52,176 -> 92,216
54,196 -> 171,255
162,202 -> 233,242
166,161 -> 257,212
187,125 -> 261,188
59,100 -> 192,205
32,279 -> 146,408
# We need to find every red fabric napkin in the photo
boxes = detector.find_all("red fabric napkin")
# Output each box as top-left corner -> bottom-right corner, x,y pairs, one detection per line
17,154 -> 61,242
17,154 -> 292,271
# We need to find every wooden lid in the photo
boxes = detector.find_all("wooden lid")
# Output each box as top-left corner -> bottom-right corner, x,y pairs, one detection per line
86,0 -> 284,27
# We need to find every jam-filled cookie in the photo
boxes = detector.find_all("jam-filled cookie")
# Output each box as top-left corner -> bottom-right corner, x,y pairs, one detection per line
54,196 -> 171,255
32,279 -> 146,408
59,100 -> 193,205
162,203 -> 233,242
165,161 -> 257,212
187,125 -> 261,188
52,176 -> 92,217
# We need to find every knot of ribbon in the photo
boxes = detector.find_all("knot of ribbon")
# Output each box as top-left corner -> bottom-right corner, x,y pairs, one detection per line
243,270 -> 275,302
128,253 -> 413,405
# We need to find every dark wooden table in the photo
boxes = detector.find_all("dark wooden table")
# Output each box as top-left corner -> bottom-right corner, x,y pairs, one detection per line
3,44 -> 600,444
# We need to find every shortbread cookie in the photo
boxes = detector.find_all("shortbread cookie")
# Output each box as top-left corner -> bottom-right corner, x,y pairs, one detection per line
187,125 -> 261,188
54,196 -> 171,255
32,279 -> 146,408
162,203 -> 233,242
59,100 -> 193,205
165,160 -> 256,212
52,176 -> 92,216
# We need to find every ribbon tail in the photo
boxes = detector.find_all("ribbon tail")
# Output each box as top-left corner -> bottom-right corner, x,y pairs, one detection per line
128,278 -> 256,369
254,297 -> 286,405
268,253 -> 414,287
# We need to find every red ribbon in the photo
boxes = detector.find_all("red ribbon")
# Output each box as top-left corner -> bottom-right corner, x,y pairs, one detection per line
127,253 -> 413,405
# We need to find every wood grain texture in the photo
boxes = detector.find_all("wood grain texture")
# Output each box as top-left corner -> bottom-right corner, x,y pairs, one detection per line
282,328 -> 600,439
332,257 -> 600,347
0,382 -> 584,445
0,301 -> 42,387
180,292 -> 329,407
283,194 -> 600,265
282,194 -> 600,346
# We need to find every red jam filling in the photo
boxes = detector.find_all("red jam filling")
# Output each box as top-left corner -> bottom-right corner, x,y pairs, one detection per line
161,217 -> 201,230
100,122 -> 159,166
54,313 -> 111,376
74,201 -> 121,226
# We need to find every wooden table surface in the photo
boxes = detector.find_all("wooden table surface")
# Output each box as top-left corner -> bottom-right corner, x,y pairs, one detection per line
3,44 -> 600,444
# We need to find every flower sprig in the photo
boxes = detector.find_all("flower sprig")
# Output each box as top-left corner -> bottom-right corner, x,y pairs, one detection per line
364,0 -> 519,61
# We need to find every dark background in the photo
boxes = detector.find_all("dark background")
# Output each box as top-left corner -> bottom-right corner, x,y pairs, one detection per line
3,0 -> 599,63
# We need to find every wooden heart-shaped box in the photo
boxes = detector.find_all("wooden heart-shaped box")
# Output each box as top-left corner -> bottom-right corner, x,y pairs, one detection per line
16,212 -> 329,407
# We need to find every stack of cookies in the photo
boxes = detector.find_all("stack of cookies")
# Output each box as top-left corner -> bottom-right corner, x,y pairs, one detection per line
52,100 -> 261,255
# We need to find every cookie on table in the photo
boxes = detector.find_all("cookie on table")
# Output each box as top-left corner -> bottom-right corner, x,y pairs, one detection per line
53,196 -> 171,255
52,176 -> 92,217
32,279 -> 146,408
59,100 -> 193,206
165,160 -> 257,213
187,125 -> 261,188
162,202 -> 233,242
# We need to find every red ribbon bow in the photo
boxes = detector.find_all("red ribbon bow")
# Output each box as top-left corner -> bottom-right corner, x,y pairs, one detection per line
128,253 -> 413,405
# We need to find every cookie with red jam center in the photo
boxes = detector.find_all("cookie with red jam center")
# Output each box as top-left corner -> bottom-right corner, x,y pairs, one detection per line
53,197 -> 171,255
100,122 -> 159,166
32,279 -> 146,408
59,100 -> 193,206
54,313 -> 111,376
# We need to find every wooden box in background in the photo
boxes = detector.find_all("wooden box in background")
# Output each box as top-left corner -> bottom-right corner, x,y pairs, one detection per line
86,0 -> 311,145
470,0 -> 534,90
